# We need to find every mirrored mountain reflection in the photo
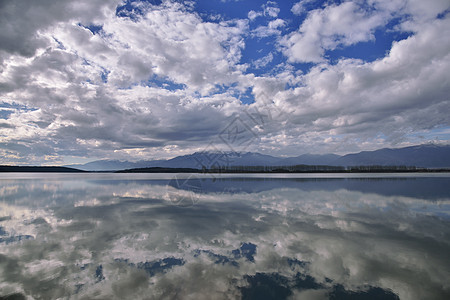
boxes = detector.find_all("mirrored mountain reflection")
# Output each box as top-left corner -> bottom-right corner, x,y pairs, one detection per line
0,174 -> 449,299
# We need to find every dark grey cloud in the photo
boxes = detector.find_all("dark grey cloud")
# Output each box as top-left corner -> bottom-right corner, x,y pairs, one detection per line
0,0 -> 119,57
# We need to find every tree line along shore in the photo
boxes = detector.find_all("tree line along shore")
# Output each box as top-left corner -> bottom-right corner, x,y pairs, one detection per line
1,165 -> 450,173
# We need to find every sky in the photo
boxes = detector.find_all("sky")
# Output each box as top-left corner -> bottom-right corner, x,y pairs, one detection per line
0,0 -> 449,165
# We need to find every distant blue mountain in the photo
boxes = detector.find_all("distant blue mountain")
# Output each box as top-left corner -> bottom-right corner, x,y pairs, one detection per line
275,154 -> 341,166
162,152 -> 281,169
68,152 -> 282,171
334,144 -> 450,168
65,144 -> 450,171
66,159 -> 143,171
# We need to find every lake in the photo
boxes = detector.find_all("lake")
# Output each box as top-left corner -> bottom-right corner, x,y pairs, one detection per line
0,173 -> 449,299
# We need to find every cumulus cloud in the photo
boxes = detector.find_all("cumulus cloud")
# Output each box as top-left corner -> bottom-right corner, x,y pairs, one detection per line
248,1 -> 280,21
291,0 -> 317,16
252,18 -> 287,38
0,0 -> 119,58
0,0 -> 449,164
0,0 -> 252,164
281,1 -> 390,63
263,1 -> 280,18
248,10 -> 263,21
282,0 -> 450,63
275,15 -> 450,152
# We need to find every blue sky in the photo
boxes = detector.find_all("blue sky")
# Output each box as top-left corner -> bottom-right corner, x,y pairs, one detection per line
0,0 -> 449,165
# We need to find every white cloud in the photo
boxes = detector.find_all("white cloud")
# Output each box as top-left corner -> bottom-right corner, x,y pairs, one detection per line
252,53 -> 274,69
282,0 -> 450,63
248,1 -> 280,21
281,1 -> 389,63
291,0 -> 317,16
269,18 -> 286,29
248,10 -> 262,21
251,18 -> 286,38
263,1 -> 280,18
0,1 -> 254,164
0,0 -> 449,163
48,2 -> 248,93
271,14 -> 450,153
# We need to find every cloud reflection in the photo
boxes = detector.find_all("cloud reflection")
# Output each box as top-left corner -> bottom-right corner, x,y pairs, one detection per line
0,175 -> 449,299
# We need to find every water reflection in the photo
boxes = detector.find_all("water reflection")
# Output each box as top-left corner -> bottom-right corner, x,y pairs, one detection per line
0,174 -> 449,299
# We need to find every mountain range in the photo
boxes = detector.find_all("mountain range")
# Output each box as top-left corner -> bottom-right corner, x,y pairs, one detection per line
66,144 -> 450,171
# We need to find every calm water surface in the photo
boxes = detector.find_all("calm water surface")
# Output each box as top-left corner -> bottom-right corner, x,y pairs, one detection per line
0,173 -> 449,299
